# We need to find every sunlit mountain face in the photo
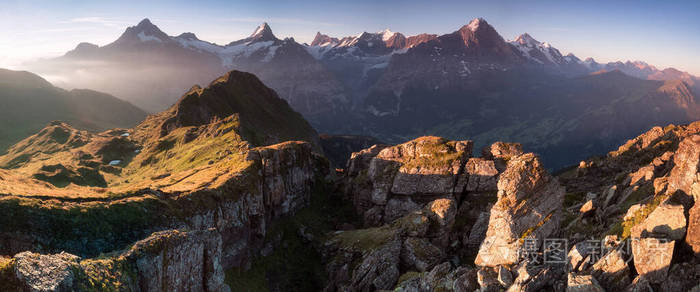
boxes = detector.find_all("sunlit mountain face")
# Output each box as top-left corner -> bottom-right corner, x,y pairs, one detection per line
1,2 -> 700,291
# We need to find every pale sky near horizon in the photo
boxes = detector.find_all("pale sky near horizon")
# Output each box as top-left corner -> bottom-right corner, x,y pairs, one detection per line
1,0 -> 699,75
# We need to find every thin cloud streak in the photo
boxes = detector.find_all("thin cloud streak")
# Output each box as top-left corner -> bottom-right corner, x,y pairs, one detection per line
60,17 -> 129,28
220,17 -> 338,27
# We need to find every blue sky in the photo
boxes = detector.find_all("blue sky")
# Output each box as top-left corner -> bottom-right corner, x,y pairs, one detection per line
1,0 -> 699,74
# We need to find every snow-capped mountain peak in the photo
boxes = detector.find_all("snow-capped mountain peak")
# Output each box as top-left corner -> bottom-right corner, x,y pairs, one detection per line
510,33 -> 565,65
466,18 -> 485,32
514,33 -> 539,46
311,32 -> 339,47
109,18 -> 172,46
248,22 -> 277,42
173,32 -> 222,54
379,29 -> 396,41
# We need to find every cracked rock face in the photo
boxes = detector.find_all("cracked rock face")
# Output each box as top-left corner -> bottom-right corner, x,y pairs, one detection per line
631,238 -> 674,284
5,229 -> 229,292
475,153 -> 564,267
343,136 -> 508,229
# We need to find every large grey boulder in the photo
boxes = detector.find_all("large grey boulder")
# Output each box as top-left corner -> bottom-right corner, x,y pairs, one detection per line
631,238 -> 674,284
475,153 -> 564,267
630,199 -> 687,240
13,252 -> 80,292
687,201 -> 700,257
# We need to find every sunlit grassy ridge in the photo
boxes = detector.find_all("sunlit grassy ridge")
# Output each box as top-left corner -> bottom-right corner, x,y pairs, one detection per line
0,70 -> 322,258
0,70 -> 319,199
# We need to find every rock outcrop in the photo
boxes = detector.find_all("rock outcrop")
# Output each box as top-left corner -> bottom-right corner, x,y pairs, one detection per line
322,198 -> 457,291
343,136 -> 474,226
631,238 -> 674,283
475,153 -> 564,267
327,136 -> 568,291
2,229 -> 228,292
12,252 -> 80,292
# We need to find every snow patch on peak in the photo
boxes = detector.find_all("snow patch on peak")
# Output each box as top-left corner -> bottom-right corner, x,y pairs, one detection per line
379,29 -> 395,41
515,33 -> 538,46
513,33 -> 544,48
252,22 -> 270,37
137,31 -> 163,43
467,18 -> 484,32
509,33 -> 564,65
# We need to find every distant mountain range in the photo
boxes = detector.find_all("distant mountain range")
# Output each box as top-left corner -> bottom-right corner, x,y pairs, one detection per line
0,68 -> 147,153
25,17 -> 700,168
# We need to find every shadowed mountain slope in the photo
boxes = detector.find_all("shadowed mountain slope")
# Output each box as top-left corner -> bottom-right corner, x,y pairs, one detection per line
0,68 -> 147,153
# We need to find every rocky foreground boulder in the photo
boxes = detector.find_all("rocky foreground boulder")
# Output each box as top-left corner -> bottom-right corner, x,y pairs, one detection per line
475,152 -> 564,267
325,136 -> 568,291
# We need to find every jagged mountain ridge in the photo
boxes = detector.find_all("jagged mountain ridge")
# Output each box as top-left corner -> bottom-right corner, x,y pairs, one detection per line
26,17 -> 700,170
42,17 -> 699,114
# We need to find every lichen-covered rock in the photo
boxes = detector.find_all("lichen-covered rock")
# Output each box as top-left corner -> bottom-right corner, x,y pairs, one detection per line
630,198 -> 687,240
631,238 -> 674,284
591,249 -> 631,290
401,237 -> 444,272
482,142 -> 524,161
13,251 -> 80,292
344,145 -> 388,215
666,135 -> 700,195
475,153 -> 564,267
343,136 -> 474,226
420,262 -> 453,291
5,228 -> 228,292
324,196 -> 465,291
687,201 -> 700,257
567,273 -> 604,292
423,198 -> 457,247
346,144 -> 388,177
323,226 -> 402,291
122,229 -> 227,292
455,158 -> 499,193
624,204 -> 642,221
